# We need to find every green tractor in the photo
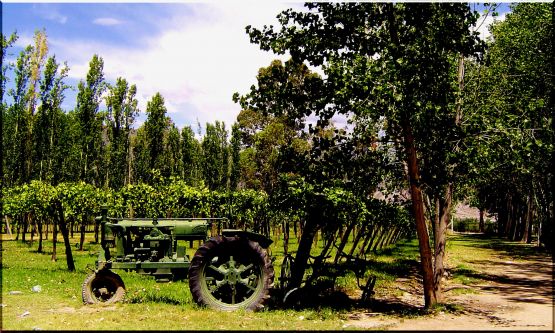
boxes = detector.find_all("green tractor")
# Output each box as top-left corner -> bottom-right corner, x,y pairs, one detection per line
82,206 -> 274,311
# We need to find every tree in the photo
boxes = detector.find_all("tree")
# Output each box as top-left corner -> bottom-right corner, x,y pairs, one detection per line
75,54 -> 106,186
229,123 -> 241,190
181,125 -> 203,185
245,3 -> 483,307
201,121 -> 229,191
33,56 -> 70,183
234,59 -> 318,194
105,77 -> 138,189
1,32 -> 19,193
5,45 -> 32,186
464,3 -> 553,248
163,122 -> 183,178
131,124 -> 150,185
144,92 -> 169,179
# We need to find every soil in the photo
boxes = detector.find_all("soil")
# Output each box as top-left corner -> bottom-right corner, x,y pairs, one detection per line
345,248 -> 554,330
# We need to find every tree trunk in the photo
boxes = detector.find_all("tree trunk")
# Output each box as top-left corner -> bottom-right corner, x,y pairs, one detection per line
290,199 -> 322,289
365,225 -> 382,254
22,213 -> 28,243
37,218 -> 43,253
433,184 -> 452,304
291,221 -> 318,289
362,226 -> 380,255
509,201 -> 520,241
334,219 -> 357,264
479,208 -> 485,233
348,223 -> 366,257
372,227 -> 388,252
283,220 -> 290,255
374,227 -> 391,251
56,201 -> 75,271
79,215 -> 86,251
497,198 -> 507,236
16,217 -> 21,241
30,217 -> 36,245
52,215 -> 58,262
385,226 -> 398,247
5,216 -> 13,239
94,217 -> 100,244
403,120 -> 437,308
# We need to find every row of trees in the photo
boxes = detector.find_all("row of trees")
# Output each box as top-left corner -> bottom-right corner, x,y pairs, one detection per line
2,179 -> 411,272
463,4 -> 553,248
1,32 -> 236,191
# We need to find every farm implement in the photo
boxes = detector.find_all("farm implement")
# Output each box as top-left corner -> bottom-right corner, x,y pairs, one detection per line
82,206 -> 274,311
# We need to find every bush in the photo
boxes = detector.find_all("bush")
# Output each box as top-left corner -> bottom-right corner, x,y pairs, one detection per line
453,218 -> 479,232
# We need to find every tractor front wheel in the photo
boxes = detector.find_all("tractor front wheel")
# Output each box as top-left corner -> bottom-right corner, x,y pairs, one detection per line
188,236 -> 274,311
82,270 -> 126,304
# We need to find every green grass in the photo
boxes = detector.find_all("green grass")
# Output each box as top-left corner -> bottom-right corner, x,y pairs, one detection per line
3,231 -> 547,330
1,236 -> 354,330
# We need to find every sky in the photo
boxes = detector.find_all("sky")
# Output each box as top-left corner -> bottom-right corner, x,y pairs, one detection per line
1,1 -> 511,133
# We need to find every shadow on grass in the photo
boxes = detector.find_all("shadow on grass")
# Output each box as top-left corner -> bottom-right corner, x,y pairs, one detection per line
446,233 -> 553,305
271,238 -> 424,314
451,233 -> 551,259
274,234 -> 553,313
272,285 -> 427,317
451,259 -> 553,305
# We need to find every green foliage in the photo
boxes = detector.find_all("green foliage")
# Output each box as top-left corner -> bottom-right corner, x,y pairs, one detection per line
75,54 -> 106,186
180,125 -> 203,185
462,3 -> 553,247
105,77 -> 138,189
201,121 -> 229,191
144,92 -> 169,177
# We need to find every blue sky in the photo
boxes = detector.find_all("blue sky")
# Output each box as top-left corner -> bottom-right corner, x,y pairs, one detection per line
2,2 -> 511,132
2,2 -> 299,130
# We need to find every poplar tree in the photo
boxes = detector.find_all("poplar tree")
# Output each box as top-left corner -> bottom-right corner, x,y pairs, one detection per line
75,54 -> 105,186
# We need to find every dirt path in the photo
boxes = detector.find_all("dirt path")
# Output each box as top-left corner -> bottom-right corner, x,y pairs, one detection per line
345,248 -> 553,330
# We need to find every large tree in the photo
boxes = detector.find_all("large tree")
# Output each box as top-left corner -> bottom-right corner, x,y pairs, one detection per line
181,125 -> 203,185
33,56 -> 69,183
105,77 -> 138,189
144,92 -> 169,179
75,54 -> 106,186
201,121 -> 229,191
245,2 -> 483,307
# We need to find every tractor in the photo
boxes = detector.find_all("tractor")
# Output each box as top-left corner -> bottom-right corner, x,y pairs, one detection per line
81,206 -> 274,311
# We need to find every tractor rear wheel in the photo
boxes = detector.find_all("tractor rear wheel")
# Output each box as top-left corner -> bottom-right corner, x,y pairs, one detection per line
188,236 -> 274,311
82,270 -> 126,304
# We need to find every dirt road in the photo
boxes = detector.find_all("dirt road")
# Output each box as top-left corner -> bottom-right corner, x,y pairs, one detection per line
345,245 -> 553,330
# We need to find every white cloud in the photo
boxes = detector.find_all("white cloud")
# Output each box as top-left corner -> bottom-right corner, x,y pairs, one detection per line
41,9 -> 68,24
93,17 -> 124,26
51,3 -> 298,131
473,11 -> 507,41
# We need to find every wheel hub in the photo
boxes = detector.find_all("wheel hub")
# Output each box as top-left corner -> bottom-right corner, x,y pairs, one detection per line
223,257 -> 240,285
206,255 -> 259,304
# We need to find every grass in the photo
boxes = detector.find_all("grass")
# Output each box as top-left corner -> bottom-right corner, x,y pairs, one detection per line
2,230 -> 548,330
1,235 -> 354,330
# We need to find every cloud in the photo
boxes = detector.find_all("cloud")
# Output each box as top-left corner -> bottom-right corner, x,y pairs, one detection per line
93,17 -> 124,26
41,9 -> 68,24
51,3 -> 297,130
473,12 -> 507,41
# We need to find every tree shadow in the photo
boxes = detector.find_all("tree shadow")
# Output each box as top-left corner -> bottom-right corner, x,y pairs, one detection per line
270,249 -> 425,314
453,259 -> 553,305
272,284 -> 424,317
451,233 -> 552,260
